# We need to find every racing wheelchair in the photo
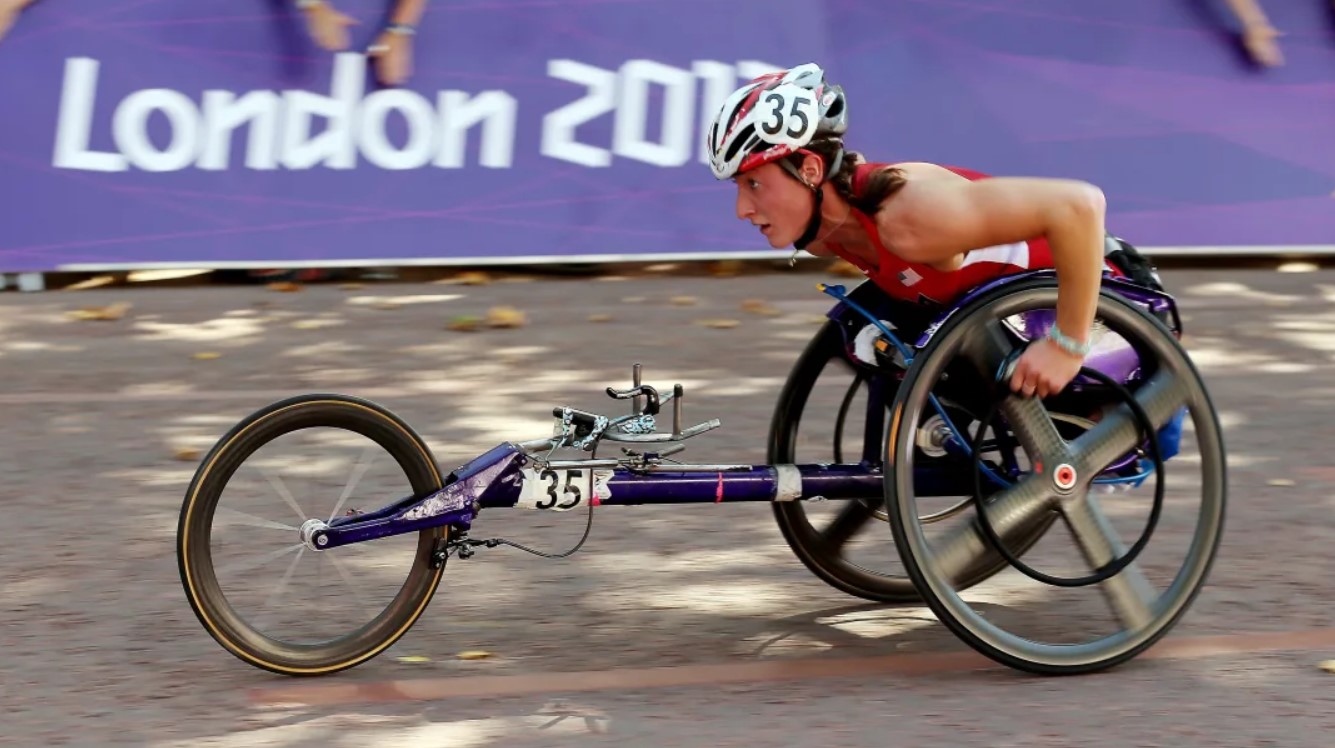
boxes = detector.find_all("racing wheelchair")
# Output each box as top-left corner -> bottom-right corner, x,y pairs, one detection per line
176,260 -> 1226,678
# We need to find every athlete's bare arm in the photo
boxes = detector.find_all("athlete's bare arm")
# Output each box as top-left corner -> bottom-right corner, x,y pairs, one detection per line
877,174 -> 1108,395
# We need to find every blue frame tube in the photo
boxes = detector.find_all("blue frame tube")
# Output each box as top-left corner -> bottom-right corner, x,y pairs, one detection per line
308,442 -> 1002,550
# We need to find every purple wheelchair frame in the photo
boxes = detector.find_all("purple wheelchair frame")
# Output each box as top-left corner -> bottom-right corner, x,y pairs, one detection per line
300,270 -> 1181,555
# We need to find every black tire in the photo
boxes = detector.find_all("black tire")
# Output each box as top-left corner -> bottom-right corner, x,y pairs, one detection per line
177,394 -> 447,676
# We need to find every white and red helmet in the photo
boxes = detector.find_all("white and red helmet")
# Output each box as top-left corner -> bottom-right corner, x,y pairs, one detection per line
706,63 -> 849,181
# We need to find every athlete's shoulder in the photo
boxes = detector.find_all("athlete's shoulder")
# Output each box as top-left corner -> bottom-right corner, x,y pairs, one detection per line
893,162 -> 993,181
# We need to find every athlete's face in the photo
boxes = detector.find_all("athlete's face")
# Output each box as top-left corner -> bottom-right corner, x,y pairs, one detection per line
733,162 -> 814,249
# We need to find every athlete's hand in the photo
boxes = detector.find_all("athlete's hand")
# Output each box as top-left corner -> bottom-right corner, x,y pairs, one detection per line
1242,24 -> 1284,67
368,31 -> 413,86
0,0 -> 29,43
304,2 -> 358,51
1009,338 -> 1084,399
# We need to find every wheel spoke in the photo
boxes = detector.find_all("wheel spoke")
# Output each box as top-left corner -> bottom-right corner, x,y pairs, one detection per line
259,466 -> 308,524
328,443 -> 379,522
923,473 -> 1057,582
261,545 -> 307,611
213,507 -> 300,533
326,552 -> 376,616
998,396 -> 1068,463
1072,370 -> 1189,476
1062,494 -> 1159,631
831,374 -> 862,463
958,318 -> 1016,381
215,542 -> 304,578
822,500 -> 877,550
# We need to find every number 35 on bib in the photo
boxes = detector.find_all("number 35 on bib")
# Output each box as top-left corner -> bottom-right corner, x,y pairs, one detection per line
515,467 -> 612,510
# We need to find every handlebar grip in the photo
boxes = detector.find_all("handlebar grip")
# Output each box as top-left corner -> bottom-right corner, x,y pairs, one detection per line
554,407 -> 599,430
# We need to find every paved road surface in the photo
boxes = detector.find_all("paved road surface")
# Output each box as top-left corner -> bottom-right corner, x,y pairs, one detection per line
3,264 -> 1335,747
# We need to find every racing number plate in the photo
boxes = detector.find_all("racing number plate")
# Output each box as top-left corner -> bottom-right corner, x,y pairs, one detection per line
516,467 -> 606,511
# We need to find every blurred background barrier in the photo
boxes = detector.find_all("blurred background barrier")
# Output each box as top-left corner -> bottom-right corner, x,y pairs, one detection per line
0,0 -> 1332,274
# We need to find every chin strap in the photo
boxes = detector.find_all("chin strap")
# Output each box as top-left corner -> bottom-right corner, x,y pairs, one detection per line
792,187 -> 824,251
782,147 -> 845,252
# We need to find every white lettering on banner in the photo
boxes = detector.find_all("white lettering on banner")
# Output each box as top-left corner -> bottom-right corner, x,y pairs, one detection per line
692,60 -> 739,165
280,52 -> 363,169
113,89 -> 203,172
541,59 -> 617,167
359,89 -> 436,170
51,54 -> 780,172
53,58 -> 127,171
613,60 -> 695,167
540,58 -> 781,168
436,90 -> 517,169
200,90 -> 281,170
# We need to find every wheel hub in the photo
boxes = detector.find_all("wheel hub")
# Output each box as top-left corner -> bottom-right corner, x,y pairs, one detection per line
1053,463 -> 1078,491
299,518 -> 329,551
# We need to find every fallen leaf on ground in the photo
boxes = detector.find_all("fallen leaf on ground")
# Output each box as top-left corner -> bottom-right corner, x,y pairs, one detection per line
266,281 -> 302,293
740,298 -> 781,316
192,352 -> 221,360
698,318 -> 740,329
451,271 -> 492,286
1320,660 -> 1335,673
172,447 -> 201,461
1267,478 -> 1297,487
447,316 -> 482,332
709,259 -> 744,277
65,302 -> 131,321
457,650 -> 493,660
670,296 -> 698,306
486,306 -> 527,328
587,313 -> 613,323
396,655 -> 432,664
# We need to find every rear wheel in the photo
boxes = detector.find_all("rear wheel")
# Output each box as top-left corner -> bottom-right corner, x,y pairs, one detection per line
768,318 -> 1053,602
887,280 -> 1227,674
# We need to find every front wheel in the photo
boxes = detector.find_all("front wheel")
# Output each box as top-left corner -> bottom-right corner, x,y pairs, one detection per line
177,394 -> 448,676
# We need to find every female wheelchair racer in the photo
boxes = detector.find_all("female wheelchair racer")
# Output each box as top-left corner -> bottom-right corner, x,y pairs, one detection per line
174,62 -> 1222,679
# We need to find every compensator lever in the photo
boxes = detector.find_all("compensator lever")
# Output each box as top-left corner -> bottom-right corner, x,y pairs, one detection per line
605,362 -> 661,416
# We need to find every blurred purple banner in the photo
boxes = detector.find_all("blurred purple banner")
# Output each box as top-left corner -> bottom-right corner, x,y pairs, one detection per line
0,0 -> 1332,272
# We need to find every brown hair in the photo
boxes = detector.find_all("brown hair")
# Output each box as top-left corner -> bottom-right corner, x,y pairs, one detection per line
781,137 -> 906,216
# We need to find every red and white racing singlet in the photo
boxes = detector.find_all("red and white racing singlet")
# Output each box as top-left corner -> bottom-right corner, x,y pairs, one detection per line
823,162 -> 1121,306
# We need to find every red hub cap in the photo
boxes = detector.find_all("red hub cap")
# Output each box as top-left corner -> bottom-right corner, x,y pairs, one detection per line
1054,463 -> 1078,491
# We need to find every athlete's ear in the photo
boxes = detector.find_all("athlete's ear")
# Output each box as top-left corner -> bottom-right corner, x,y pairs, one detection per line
800,152 -> 825,187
